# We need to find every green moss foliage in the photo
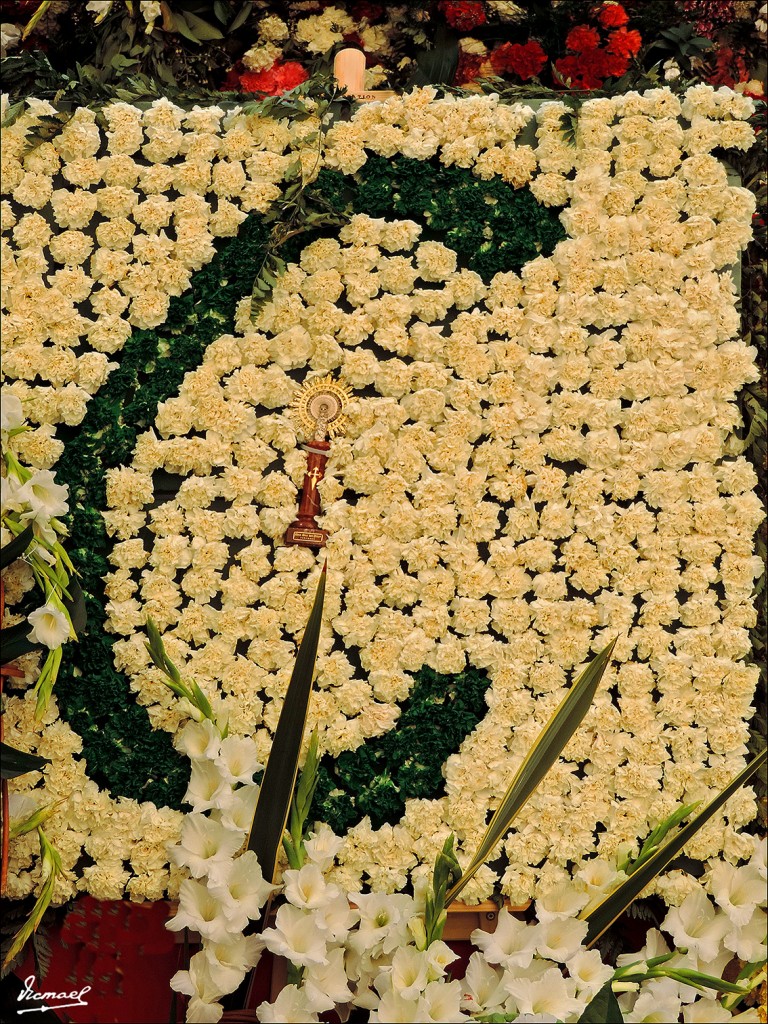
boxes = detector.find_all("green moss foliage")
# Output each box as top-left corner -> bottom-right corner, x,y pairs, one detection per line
311,666 -> 489,832
54,216 -> 268,806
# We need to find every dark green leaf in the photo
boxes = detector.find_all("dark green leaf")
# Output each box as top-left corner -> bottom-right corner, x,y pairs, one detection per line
64,579 -> 87,637
247,568 -> 327,882
1,742 -> 51,780
212,0 -> 231,25
183,11 -> 224,40
167,11 -> 202,44
447,639 -> 616,904
578,982 -> 624,1023
409,26 -> 459,87
1,524 -> 34,569
228,3 -> 252,32
584,749 -> 768,945
1,622 -> 44,665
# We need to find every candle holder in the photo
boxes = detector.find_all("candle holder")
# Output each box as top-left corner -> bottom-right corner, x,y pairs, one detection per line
284,375 -> 351,549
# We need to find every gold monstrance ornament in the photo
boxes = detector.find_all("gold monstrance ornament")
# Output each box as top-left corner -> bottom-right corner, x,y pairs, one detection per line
284,375 -> 351,548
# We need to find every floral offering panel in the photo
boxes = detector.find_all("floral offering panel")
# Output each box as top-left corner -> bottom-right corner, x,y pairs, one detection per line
1,85 -> 764,905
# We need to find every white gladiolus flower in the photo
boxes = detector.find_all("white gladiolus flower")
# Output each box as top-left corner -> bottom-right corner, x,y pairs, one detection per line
566,948 -> 614,998
724,907 -> 767,963
460,952 -> 506,1013
389,945 -> 430,999
8,792 -> 38,822
284,863 -> 337,910
207,850 -> 274,930
353,893 -> 416,956
175,719 -> 222,761
623,977 -> 681,1023
422,978 -> 467,1022
213,783 -> 259,833
682,997 -> 733,1022
27,603 -> 71,648
170,952 -> 225,1024
214,735 -> 262,785
168,813 -> 243,878
471,910 -> 538,969
261,904 -> 329,967
662,887 -> 731,962
303,947 -> 354,1012
167,879 -> 231,943
426,939 -> 459,979
369,988 -> 428,1023
203,934 -> 264,994
505,967 -> 582,1020
0,475 -> 22,516
535,881 -> 590,921
257,984 -> 319,1024
535,917 -> 589,962
0,391 -> 24,434
708,862 -> 766,926
15,469 -> 69,520
304,825 -> 345,871
313,891 -> 358,940
184,760 -> 234,813
748,836 -> 767,880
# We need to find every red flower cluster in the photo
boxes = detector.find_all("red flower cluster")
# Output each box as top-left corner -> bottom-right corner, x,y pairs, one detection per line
238,61 -> 310,95
706,44 -> 750,89
554,4 -> 641,89
678,0 -> 737,37
607,28 -> 642,58
565,25 -> 600,52
490,40 -> 547,82
439,0 -> 487,32
597,2 -> 630,28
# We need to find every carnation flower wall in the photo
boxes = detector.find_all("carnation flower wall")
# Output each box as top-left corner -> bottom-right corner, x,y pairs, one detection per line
1,86 -> 763,906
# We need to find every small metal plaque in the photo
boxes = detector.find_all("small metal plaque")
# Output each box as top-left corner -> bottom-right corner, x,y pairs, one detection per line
285,526 -> 328,548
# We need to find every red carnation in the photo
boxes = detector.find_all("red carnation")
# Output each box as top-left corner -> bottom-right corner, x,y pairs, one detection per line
490,40 -> 547,81
239,61 -> 310,95
454,51 -> 484,85
554,48 -> 614,90
439,0 -> 487,31
565,25 -> 600,52
606,28 -> 642,58
602,51 -> 630,77
597,3 -> 629,28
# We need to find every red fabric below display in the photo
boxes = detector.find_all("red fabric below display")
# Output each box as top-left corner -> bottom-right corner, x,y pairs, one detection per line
14,897 -> 190,1024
